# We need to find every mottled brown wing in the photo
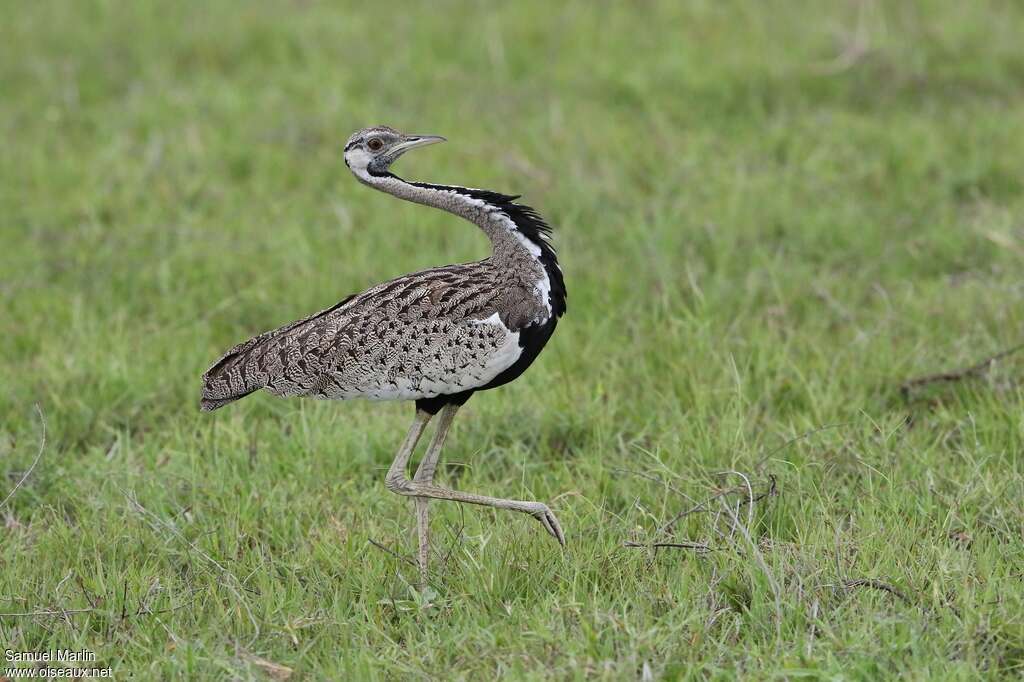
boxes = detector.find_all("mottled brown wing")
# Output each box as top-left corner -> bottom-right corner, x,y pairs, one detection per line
200,264 -> 509,410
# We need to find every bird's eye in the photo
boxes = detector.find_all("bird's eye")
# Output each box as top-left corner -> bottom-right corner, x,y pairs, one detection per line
367,138 -> 384,151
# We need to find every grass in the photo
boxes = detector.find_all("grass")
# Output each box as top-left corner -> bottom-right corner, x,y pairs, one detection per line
2,0 -> 1024,678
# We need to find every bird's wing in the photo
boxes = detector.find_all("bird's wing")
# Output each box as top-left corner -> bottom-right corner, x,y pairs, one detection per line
199,291 -> 360,410
200,263 -> 528,409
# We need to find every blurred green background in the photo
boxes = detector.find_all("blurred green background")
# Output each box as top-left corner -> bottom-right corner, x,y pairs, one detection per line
3,1 -> 1024,678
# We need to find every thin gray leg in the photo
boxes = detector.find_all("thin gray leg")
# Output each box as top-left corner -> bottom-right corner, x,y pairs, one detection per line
385,409 -> 433,487
383,409 -> 432,579
385,410 -> 565,549
411,404 -> 460,585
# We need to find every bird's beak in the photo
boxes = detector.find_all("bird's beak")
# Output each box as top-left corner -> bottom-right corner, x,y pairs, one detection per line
392,135 -> 446,155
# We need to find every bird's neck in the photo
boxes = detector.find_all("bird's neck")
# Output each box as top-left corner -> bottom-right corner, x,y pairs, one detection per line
356,170 -> 566,317
358,171 -> 536,256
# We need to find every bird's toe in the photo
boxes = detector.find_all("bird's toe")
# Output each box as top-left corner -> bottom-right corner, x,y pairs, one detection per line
528,502 -> 566,546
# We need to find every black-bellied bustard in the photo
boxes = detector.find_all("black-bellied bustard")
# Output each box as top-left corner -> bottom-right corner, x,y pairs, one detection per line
201,127 -> 567,584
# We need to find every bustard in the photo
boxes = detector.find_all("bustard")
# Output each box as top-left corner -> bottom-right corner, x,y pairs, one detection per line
201,126 -> 567,583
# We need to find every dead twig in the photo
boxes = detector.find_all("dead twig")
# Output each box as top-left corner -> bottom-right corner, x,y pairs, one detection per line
0,596 -> 195,622
718,477 -> 784,641
611,467 -> 698,507
900,343 -> 1024,399
755,423 -> 852,469
124,490 -> 229,573
439,505 -> 467,574
122,490 -> 261,645
843,578 -> 914,606
659,475 -> 777,535
368,538 -> 417,568
240,651 -> 294,681
0,404 -> 46,512
623,541 -> 711,553
0,608 -> 94,618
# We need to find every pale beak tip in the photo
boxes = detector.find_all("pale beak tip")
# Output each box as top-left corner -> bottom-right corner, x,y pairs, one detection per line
393,134 -> 446,155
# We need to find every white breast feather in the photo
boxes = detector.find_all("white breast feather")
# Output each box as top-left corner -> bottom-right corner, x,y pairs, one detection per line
341,313 -> 521,402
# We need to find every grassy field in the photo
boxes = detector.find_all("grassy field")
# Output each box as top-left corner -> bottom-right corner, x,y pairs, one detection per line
3,1 -> 1024,678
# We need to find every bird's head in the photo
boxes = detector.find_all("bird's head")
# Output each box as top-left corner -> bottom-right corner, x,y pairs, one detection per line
343,126 -> 446,178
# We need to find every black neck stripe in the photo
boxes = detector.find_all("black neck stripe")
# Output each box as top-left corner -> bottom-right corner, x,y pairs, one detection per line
406,179 -> 566,318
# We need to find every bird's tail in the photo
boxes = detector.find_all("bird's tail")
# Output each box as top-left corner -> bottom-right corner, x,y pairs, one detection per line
200,294 -> 359,412
200,333 -> 276,411
200,393 -> 254,412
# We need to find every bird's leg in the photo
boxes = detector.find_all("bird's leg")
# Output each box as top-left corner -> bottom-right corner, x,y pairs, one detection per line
385,409 -> 566,549
386,409 -> 433,482
410,404 -> 460,586
389,479 -> 566,547
384,409 -> 433,579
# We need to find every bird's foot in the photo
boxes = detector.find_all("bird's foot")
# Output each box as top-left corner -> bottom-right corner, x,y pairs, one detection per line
524,501 -> 566,546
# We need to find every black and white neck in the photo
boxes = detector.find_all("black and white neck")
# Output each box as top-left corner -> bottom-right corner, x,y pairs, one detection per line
347,159 -> 566,319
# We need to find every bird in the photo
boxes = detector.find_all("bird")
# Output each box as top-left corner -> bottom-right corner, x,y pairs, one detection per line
200,126 -> 567,584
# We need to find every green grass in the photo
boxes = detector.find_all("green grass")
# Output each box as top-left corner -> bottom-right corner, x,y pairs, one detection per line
3,0 -> 1024,678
